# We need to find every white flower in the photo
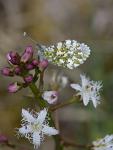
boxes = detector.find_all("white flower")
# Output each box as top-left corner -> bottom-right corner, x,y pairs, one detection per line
42,40 -> 91,69
92,135 -> 113,150
70,74 -> 102,108
42,91 -> 58,104
18,108 -> 59,149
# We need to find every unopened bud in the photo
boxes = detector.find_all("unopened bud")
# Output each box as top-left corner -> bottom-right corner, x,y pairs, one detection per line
14,66 -> 21,75
21,46 -> 33,63
8,82 -> 21,93
6,51 -> 20,65
24,74 -> 33,83
32,59 -> 39,66
39,59 -> 48,70
1,67 -> 13,76
26,63 -> 34,70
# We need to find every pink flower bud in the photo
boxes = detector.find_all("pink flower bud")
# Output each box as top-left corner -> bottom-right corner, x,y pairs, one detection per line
0,134 -> 8,144
39,59 -> 48,70
6,51 -> 20,65
42,91 -> 58,104
32,59 -> 39,66
21,46 -> 33,63
26,63 -> 34,70
8,82 -> 20,93
24,75 -> 33,83
25,45 -> 33,53
14,66 -> 21,75
1,67 -> 13,76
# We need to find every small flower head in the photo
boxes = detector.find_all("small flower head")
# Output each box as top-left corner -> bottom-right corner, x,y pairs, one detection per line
42,91 -> 58,104
6,51 -> 20,65
21,46 -> 33,63
24,75 -> 33,83
42,40 -> 91,69
18,108 -> 58,149
1,67 -> 13,76
92,135 -> 113,150
70,74 -> 102,108
8,82 -> 21,93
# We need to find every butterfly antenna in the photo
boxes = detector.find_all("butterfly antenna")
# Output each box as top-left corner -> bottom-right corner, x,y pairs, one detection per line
23,32 -> 38,44
23,32 -> 45,51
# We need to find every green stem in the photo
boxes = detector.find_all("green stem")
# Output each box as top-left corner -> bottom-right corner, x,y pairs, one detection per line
39,71 -> 44,92
48,112 -> 64,150
29,83 -> 46,109
28,82 -> 63,150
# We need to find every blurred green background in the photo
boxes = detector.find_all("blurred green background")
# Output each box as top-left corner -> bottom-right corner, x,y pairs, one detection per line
0,0 -> 113,149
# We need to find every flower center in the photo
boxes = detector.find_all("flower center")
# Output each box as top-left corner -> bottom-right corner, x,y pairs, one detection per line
31,122 -> 42,132
51,94 -> 56,99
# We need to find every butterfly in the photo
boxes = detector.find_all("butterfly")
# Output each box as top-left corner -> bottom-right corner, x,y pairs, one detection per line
38,40 -> 91,69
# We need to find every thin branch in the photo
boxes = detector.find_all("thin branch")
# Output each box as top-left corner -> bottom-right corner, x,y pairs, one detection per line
1,141 -> 32,150
61,138 -> 93,149
6,142 -> 16,149
50,96 -> 79,111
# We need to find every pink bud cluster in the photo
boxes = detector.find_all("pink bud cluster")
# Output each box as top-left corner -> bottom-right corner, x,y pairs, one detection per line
1,45 -> 49,93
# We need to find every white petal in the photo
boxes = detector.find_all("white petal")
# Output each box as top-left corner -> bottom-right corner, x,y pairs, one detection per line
37,108 -> 47,124
82,92 -> 90,106
22,109 -> 35,123
19,125 -> 31,135
70,84 -> 81,91
33,132 -> 41,149
91,96 -> 98,108
80,74 -> 90,87
104,135 -> 113,143
42,125 -> 59,136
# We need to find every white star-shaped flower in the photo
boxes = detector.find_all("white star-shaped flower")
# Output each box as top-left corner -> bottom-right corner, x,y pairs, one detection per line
18,108 -> 59,149
92,135 -> 113,150
70,74 -> 102,108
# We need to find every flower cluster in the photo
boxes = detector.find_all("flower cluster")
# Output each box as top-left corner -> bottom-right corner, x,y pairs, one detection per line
42,40 -> 91,69
92,135 -> 113,150
70,74 -> 102,108
1,46 -> 48,93
18,108 -> 58,149
1,38 -> 107,150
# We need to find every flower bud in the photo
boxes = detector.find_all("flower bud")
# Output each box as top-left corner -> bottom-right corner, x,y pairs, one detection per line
14,66 -> 21,75
38,59 -> 48,70
21,46 -> 33,63
8,82 -> 21,93
0,134 -> 8,144
24,74 -> 33,83
1,67 -> 13,76
6,51 -> 20,65
26,63 -> 34,70
42,91 -> 58,104
32,59 -> 39,66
